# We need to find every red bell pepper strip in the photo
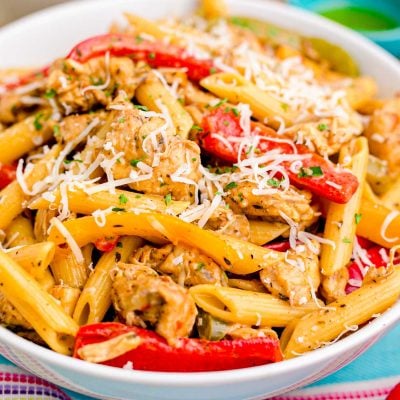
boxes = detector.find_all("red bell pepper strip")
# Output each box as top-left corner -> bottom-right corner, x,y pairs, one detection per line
346,238 -> 400,294
1,67 -> 49,92
0,164 -> 17,190
2,34 -> 216,95
74,322 -> 283,372
94,236 -> 120,252
67,33 -> 216,82
199,106 -> 359,204
387,383 -> 400,400
263,240 -> 292,252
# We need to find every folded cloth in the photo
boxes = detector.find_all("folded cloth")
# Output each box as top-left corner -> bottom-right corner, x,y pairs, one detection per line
0,325 -> 399,400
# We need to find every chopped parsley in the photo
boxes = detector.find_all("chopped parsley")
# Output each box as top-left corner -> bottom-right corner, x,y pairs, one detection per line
267,178 -> 282,188
231,107 -> 239,116
211,98 -> 228,109
134,104 -> 149,112
118,117 -> 126,124
119,194 -> 128,205
223,120 -> 230,126
53,124 -> 60,137
89,76 -> 105,86
130,159 -> 142,167
317,123 -> 329,131
298,166 -> 323,178
209,67 -> 217,74
112,207 -> 126,212
354,213 -> 362,225
33,112 -> 44,131
64,159 -> 83,164
224,182 -> 238,191
148,52 -> 156,60
191,124 -> 203,132
135,35 -> 144,43
342,237 -> 351,244
164,193 -> 172,206
196,262 -> 206,271
280,103 -> 289,112
44,88 -> 57,99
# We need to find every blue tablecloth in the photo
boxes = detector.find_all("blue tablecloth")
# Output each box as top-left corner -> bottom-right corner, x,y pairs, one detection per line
1,324 -> 399,399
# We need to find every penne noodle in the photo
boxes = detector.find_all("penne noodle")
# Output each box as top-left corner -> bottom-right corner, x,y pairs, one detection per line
7,241 -> 55,280
320,137 -> 369,276
200,73 -> 296,128
0,113 -> 53,164
73,236 -> 143,325
380,175 -> 400,211
49,285 -> 81,316
51,247 -> 89,290
135,72 -> 194,139
200,0 -> 228,19
357,199 -> 400,247
0,144 -> 60,231
0,250 -> 78,354
29,186 -> 190,216
283,267 -> 400,358
189,285 -> 318,327
4,215 -> 36,247
124,13 -> 169,41
48,212 -> 286,275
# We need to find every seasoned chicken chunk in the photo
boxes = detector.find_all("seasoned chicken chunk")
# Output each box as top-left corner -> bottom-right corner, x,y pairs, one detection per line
284,113 -> 363,157
204,207 -> 250,241
365,98 -> 400,178
47,56 -> 144,114
132,243 -> 227,287
321,267 -> 349,303
224,181 -> 316,225
259,241 -> 321,306
111,263 -> 197,344
100,106 -> 202,201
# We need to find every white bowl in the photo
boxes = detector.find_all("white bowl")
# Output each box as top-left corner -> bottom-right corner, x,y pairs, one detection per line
0,1 -> 400,399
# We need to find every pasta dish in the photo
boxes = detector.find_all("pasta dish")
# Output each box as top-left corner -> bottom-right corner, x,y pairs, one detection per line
0,0 -> 399,372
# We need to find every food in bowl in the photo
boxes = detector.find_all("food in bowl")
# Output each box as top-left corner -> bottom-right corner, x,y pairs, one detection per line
0,0 -> 399,373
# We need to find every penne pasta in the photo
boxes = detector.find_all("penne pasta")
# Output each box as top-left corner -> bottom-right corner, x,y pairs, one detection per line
49,285 -> 81,316
320,137 -> 369,276
51,247 -> 89,290
6,241 -> 55,280
283,267 -> 400,358
0,144 -> 60,230
200,0 -> 228,19
73,236 -> 143,325
380,175 -> 400,211
200,73 -> 296,128
29,186 -> 190,216
0,250 -> 78,354
0,113 -> 53,164
357,199 -> 400,247
189,284 -> 318,327
4,215 -> 36,247
135,72 -> 194,139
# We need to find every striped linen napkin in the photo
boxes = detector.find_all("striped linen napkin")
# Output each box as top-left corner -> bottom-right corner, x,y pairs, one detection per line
0,324 -> 399,400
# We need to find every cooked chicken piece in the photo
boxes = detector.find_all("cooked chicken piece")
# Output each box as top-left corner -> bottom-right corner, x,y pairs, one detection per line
204,207 -> 250,241
100,106 -> 202,201
259,241 -> 321,306
364,98 -> 400,178
224,181 -> 315,225
227,326 -> 278,340
132,244 -> 227,287
0,292 -> 30,329
47,56 -> 145,114
111,263 -> 197,344
0,91 -> 43,125
57,112 -> 104,144
284,113 -> 363,157
321,267 -> 349,303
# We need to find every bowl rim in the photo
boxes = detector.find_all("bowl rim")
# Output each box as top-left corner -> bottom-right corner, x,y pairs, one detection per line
0,0 -> 400,390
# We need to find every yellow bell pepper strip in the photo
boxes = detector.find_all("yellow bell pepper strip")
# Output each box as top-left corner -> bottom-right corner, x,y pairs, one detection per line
48,211 -> 285,275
